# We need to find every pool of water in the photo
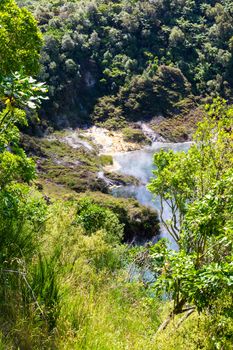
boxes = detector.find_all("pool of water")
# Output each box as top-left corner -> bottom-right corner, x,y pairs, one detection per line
111,141 -> 191,249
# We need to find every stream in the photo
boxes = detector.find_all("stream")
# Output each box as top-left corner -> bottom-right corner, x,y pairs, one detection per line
111,141 -> 191,249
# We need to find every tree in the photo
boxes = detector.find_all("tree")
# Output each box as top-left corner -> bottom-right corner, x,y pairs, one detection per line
148,99 -> 233,330
0,71 -> 48,260
169,26 -> 185,47
119,65 -> 191,120
0,0 -> 42,75
0,71 -> 49,340
16,0 -> 233,125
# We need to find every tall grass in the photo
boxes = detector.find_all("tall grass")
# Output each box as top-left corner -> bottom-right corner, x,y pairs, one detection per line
40,202 -> 161,349
0,200 -> 232,349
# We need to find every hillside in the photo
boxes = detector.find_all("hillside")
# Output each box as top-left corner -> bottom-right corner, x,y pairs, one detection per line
17,0 -> 233,129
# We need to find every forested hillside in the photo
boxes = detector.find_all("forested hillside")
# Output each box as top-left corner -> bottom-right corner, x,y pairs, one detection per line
0,1 -> 233,349
17,0 -> 233,127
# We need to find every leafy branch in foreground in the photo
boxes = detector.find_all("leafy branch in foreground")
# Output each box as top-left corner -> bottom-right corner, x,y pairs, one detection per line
0,72 -> 48,188
0,71 -> 49,332
147,99 -> 233,333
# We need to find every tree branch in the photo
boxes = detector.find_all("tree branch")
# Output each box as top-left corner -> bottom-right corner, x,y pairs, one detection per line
176,308 -> 195,329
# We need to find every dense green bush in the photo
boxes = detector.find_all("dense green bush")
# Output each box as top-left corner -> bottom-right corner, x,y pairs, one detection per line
77,192 -> 160,242
147,99 -> 233,340
122,127 -> 150,144
76,197 -> 124,244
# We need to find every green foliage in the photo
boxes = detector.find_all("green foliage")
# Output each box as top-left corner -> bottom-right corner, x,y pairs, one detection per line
31,252 -> 60,330
122,127 -> 150,144
99,154 -> 113,166
18,0 -> 233,126
0,72 -> 48,110
0,5 -> 49,343
0,72 -> 48,189
0,1 -> 162,349
77,192 -> 160,242
119,65 -> 191,120
148,99 -> 233,330
2,1 -> 233,348
28,202 -> 160,349
24,135 -> 109,193
75,197 -> 124,244
92,95 -> 126,130
150,106 -> 202,142
0,0 -> 42,75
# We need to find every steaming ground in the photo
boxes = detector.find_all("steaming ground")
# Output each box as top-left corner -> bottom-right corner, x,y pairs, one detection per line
111,141 -> 192,249
46,126 -> 191,248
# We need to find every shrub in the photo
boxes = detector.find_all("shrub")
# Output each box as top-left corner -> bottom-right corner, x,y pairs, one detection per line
122,127 -> 150,144
75,197 -> 124,244
76,192 -> 160,242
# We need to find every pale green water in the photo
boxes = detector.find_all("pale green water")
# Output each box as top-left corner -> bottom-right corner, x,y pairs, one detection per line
111,141 -> 191,249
